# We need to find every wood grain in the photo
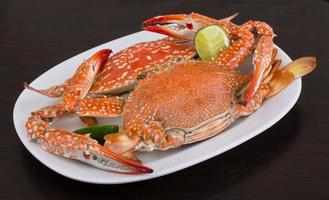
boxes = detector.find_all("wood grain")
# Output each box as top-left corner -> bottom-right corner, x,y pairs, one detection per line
1,0 -> 328,199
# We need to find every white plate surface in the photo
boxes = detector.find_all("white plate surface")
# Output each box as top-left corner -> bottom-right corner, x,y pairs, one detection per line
13,31 -> 301,184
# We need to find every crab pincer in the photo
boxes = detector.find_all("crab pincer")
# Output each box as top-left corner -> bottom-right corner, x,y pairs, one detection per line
24,49 -> 112,99
38,129 -> 152,174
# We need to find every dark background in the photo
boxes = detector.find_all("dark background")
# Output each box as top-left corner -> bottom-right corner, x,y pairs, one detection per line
1,0 -> 328,199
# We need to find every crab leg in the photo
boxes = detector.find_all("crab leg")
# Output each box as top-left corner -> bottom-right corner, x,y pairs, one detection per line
76,96 -> 125,117
238,56 -> 315,115
266,57 -> 316,98
23,81 -> 68,98
77,97 -> 125,126
241,21 -> 275,102
26,102 -> 152,173
39,129 -> 152,174
26,104 -> 67,140
26,97 -> 125,141
24,49 -> 111,99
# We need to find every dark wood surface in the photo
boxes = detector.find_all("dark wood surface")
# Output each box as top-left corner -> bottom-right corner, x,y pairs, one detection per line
1,0 -> 328,199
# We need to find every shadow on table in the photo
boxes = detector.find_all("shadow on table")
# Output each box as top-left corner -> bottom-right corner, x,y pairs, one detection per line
21,108 -> 302,200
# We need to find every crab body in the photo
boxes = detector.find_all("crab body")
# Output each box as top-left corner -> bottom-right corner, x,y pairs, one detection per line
122,61 -> 247,151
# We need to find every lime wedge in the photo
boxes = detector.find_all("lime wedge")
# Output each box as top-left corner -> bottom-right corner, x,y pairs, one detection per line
73,124 -> 119,145
195,25 -> 230,61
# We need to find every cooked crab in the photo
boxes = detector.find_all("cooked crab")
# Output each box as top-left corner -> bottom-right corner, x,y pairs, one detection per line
23,13 -> 240,99
104,56 -> 316,153
23,13 -> 316,174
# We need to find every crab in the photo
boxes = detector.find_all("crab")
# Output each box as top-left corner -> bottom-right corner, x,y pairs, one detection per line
23,13 -> 238,99
23,39 -> 197,101
105,55 -> 316,152
23,13 -> 316,174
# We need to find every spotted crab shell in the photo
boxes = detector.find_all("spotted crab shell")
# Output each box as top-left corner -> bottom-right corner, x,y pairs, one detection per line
90,39 -> 195,94
122,61 -> 246,132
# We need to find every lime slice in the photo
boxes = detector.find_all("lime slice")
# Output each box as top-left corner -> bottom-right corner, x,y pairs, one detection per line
74,124 -> 119,145
195,25 -> 230,61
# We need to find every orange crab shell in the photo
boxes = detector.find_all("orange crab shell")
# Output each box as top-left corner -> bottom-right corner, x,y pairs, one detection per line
90,39 -> 195,94
122,61 -> 248,141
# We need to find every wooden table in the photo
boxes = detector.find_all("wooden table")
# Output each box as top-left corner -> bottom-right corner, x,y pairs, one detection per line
1,0 -> 328,199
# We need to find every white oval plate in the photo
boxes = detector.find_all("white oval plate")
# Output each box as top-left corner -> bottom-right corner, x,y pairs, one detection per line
13,31 -> 301,184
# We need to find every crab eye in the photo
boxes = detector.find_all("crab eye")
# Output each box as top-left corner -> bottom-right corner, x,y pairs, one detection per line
186,22 -> 193,30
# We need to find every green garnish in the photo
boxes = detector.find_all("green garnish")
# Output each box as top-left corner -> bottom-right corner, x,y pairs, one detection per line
73,124 -> 119,145
195,25 -> 230,61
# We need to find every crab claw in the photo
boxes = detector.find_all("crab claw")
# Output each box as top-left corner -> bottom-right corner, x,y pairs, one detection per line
84,49 -> 112,75
62,49 -> 112,111
142,12 -> 238,40
142,14 -> 188,28
38,129 -> 153,174
74,49 -> 112,99
23,49 -> 112,99
245,36 -> 273,102
142,13 -> 202,40
245,63 -> 266,103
